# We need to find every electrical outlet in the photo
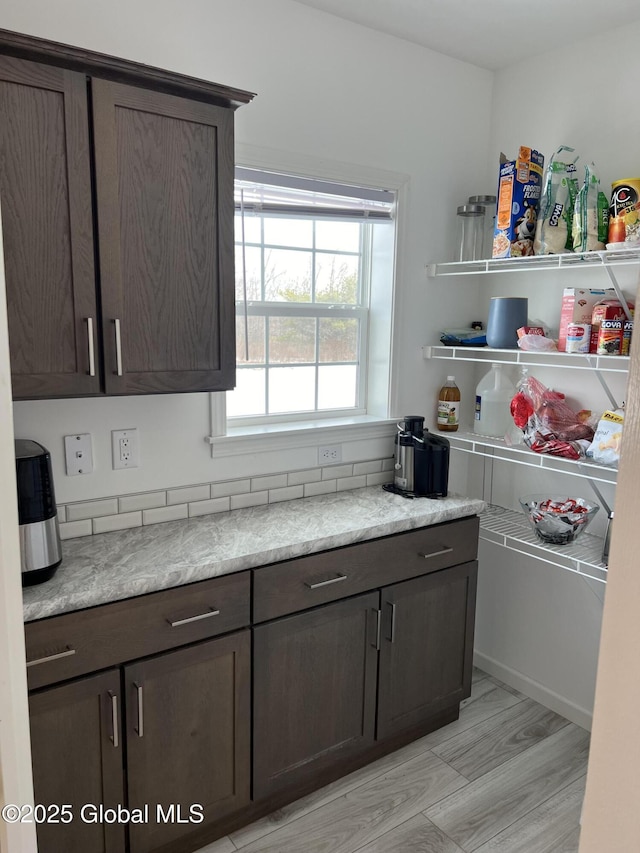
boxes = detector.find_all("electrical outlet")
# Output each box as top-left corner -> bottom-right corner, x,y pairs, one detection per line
318,444 -> 342,463
64,434 -> 94,475
112,428 -> 140,469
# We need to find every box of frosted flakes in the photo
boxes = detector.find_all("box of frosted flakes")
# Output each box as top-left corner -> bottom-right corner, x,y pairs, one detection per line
492,147 -> 545,258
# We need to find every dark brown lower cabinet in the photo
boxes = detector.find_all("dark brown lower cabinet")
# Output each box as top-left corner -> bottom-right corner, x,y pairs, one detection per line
29,669 -> 126,853
253,561 -> 477,799
125,631 -> 251,853
377,561 -> 478,740
29,631 -> 250,853
253,592 -> 380,799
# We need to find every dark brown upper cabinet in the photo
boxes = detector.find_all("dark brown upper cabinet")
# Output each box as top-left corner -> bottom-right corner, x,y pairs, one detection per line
0,29 -> 254,399
0,56 -> 100,399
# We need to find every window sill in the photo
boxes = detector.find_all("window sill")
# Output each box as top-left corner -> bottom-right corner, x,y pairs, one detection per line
207,415 -> 397,458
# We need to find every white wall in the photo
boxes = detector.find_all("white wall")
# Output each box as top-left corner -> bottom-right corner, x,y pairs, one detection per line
3,0 -> 493,504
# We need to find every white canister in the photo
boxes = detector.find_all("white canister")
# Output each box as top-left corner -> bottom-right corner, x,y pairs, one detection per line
565,323 -> 591,353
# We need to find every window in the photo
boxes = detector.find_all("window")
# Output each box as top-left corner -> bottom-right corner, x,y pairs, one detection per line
227,168 -> 396,423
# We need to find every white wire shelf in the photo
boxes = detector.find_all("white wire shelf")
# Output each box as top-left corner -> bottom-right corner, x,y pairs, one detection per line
423,345 -> 630,374
480,504 -> 608,584
447,430 -> 618,485
427,247 -> 640,277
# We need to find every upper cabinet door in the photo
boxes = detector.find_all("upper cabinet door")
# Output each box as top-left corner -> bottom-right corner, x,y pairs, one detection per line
92,80 -> 236,394
0,56 -> 100,399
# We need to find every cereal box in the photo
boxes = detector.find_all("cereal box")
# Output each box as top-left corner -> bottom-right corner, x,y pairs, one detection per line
558,288 -> 614,352
492,147 -> 545,258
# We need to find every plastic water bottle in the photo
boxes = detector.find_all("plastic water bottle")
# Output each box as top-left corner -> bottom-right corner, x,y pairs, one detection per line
473,363 -> 515,438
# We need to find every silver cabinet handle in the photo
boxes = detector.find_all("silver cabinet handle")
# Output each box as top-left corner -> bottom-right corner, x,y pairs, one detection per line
108,691 -> 119,749
167,608 -> 220,628
26,646 -> 76,668
388,602 -> 397,643
371,608 -> 382,651
113,318 -> 123,376
134,682 -> 144,738
418,546 -> 454,560
305,573 -> 348,590
86,317 -> 96,376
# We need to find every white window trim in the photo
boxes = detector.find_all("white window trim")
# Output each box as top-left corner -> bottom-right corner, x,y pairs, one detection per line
206,145 -> 410,459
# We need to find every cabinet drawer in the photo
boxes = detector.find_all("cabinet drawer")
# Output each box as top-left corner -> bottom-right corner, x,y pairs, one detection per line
253,515 -> 479,622
25,570 -> 250,690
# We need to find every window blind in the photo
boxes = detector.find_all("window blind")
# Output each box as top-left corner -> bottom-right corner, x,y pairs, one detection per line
234,167 -> 395,221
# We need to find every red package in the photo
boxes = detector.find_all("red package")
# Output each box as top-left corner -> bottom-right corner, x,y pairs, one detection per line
510,374 -> 594,459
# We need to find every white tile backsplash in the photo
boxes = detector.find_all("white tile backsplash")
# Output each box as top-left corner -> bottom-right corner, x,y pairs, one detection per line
143,505 -> 188,525
66,499 -> 118,522
188,497 -> 230,517
58,458 -> 393,539
166,485 -> 209,505
93,511 -> 142,534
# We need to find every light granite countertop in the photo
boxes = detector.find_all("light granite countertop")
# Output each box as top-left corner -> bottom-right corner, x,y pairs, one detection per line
22,487 -> 486,622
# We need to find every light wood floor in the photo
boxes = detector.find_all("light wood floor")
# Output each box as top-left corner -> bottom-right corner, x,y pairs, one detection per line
197,669 -> 589,853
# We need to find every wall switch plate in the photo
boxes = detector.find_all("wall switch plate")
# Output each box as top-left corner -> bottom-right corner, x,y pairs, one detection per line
318,444 -> 342,463
112,428 -> 140,469
64,434 -> 94,476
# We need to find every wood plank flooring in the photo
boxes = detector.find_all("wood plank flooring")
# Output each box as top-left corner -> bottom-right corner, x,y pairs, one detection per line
196,669 -> 588,853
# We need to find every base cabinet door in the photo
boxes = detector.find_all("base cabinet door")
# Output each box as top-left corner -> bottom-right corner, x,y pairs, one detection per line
29,669 -> 126,853
377,561 -> 478,740
124,630 -> 250,853
253,592 -> 379,799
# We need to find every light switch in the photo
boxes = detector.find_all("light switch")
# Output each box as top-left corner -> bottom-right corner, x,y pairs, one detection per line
64,434 -> 94,476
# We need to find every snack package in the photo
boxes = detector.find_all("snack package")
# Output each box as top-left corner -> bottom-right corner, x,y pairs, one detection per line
517,334 -> 557,352
534,146 -> 580,255
492,147 -> 545,258
510,373 -> 594,459
586,409 -> 624,466
572,163 -> 610,252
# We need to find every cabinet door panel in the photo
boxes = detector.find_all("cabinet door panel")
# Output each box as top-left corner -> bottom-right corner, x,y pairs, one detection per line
92,80 -> 235,394
29,669 -> 125,853
0,56 -> 99,398
125,631 -> 250,853
253,592 -> 379,799
377,561 -> 477,740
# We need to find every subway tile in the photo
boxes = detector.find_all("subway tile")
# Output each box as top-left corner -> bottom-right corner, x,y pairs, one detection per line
142,504 -> 188,525
288,468 -> 322,486
58,520 -> 92,540
66,499 -> 118,522
188,497 -> 230,517
166,485 -> 209,505
353,460 -> 383,476
269,485 -> 304,504
304,479 -> 337,497
56,506 -> 66,523
336,475 -> 367,492
230,491 -> 269,510
367,471 -> 393,486
211,479 -> 251,498
118,491 -> 166,513
382,457 -> 395,471
93,511 -> 142,534
251,473 -> 288,491
321,464 -> 353,480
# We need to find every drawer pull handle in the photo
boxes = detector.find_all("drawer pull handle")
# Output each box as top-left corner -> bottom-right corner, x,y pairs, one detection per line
167,608 -> 220,628
86,317 -> 96,377
114,318 -> 123,376
388,602 -> 397,643
372,608 -> 382,651
134,682 -> 144,738
108,691 -> 119,749
418,546 -> 454,560
305,573 -> 348,590
26,646 -> 76,668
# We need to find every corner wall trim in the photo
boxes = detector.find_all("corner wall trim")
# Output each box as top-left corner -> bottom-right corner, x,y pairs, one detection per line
473,650 -> 593,732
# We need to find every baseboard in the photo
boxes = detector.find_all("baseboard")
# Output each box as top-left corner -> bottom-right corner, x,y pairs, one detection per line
473,650 -> 593,731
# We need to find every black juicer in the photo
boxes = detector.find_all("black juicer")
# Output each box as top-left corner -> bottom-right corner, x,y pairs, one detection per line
384,415 -> 450,499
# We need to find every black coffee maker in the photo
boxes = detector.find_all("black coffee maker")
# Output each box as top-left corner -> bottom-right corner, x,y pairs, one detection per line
384,416 -> 450,499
